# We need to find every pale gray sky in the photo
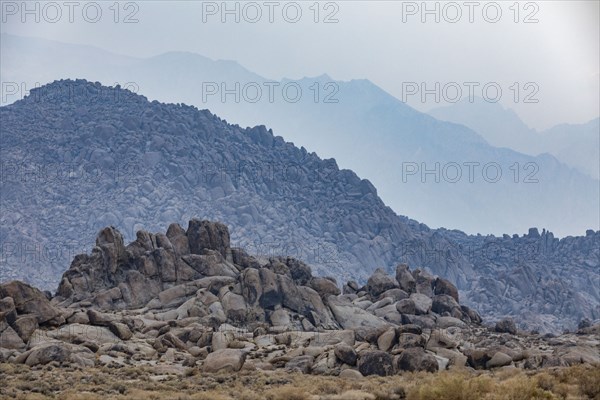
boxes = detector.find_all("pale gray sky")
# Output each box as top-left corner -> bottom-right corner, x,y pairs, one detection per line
2,0 -> 599,130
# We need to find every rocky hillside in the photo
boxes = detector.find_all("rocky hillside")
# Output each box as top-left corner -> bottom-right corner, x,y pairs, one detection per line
1,220 -> 598,380
442,228 -> 600,332
0,80 -> 598,332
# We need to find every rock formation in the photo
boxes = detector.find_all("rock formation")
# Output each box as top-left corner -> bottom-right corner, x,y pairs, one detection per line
1,220 -> 598,377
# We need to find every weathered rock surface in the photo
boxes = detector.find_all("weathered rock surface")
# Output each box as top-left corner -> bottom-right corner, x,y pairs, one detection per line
203,349 -> 247,373
0,282 -> 63,325
334,344 -> 357,366
358,350 -> 394,376
396,348 -> 439,372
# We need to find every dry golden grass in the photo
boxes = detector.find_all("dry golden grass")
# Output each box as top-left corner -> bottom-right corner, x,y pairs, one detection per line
0,363 -> 598,400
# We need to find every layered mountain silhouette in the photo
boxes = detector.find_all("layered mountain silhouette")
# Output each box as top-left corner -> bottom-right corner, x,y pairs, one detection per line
1,79 -> 598,333
430,98 -> 600,180
3,34 -> 599,236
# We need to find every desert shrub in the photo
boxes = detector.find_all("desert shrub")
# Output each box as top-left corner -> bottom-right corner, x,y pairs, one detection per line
407,374 -> 470,400
189,392 -> 232,400
265,385 -> 309,400
535,372 -> 556,392
492,375 -> 555,400
237,390 -> 262,400
577,367 -> 600,399
314,380 -> 342,395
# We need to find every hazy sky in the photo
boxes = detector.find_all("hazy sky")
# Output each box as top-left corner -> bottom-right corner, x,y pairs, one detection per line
2,0 -> 599,130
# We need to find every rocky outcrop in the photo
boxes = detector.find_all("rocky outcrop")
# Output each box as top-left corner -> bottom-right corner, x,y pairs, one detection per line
2,220 -> 597,378
53,221 -> 342,334
0,282 -> 63,325
444,228 -> 600,332
0,281 -> 65,349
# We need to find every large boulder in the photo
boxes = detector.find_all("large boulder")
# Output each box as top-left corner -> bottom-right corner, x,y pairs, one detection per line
334,344 -> 357,366
461,305 -> 482,324
240,268 -> 262,310
202,349 -> 247,373
21,342 -> 95,367
396,298 -> 416,315
258,268 -> 282,310
397,333 -> 426,349
434,277 -> 459,302
182,252 -> 238,278
327,297 -> 389,341
278,275 -> 339,330
343,281 -> 359,295
486,352 -> 513,368
12,315 -> 39,343
396,348 -> 438,372
378,288 -> 409,302
219,288 -> 248,323
357,350 -> 394,376
0,297 -> 17,326
95,226 -> 127,275
395,264 -> 416,294
0,281 -> 62,325
410,293 -> 433,315
166,223 -> 191,256
285,258 -> 313,286
431,295 -> 461,315
397,324 -> 423,335
412,270 -> 435,297
401,314 -> 436,330
426,329 -> 459,349
269,308 -> 291,327
29,323 -> 120,347
187,219 -> 231,259
366,268 -> 398,298
464,349 -> 492,370
0,326 -> 26,350
310,277 -> 341,298
377,328 -> 397,352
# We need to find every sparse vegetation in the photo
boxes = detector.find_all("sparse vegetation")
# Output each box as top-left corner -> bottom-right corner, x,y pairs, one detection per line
1,364 -> 599,400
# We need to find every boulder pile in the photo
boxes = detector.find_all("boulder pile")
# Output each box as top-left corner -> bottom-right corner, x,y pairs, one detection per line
1,220 -> 598,376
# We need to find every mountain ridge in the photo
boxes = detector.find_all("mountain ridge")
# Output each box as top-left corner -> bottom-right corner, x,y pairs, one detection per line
4,34 -> 598,236
429,98 -> 600,180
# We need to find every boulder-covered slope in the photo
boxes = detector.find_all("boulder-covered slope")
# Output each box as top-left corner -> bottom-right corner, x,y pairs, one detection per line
1,220 -> 598,376
0,79 -> 598,332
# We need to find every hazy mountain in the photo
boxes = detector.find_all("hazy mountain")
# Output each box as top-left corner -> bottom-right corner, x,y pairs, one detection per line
428,97 -> 540,154
1,80 -> 598,333
538,118 -> 600,180
430,99 -> 599,180
2,34 -> 598,236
